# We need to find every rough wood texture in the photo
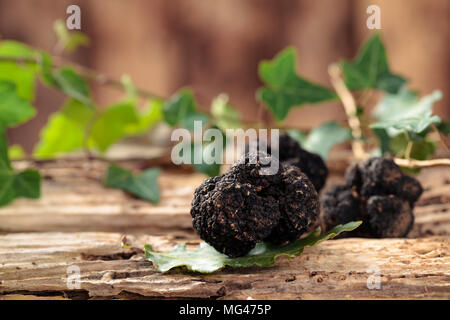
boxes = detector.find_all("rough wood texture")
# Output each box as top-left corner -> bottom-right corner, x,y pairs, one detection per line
0,158 -> 448,237
0,232 -> 448,299
0,158 -> 449,299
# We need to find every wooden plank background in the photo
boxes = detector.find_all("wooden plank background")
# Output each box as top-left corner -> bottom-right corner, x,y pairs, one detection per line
0,154 -> 449,299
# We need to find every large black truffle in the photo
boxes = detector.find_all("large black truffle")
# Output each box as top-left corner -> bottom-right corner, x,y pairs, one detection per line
190,152 -> 320,257
320,157 -> 422,238
246,133 -> 328,192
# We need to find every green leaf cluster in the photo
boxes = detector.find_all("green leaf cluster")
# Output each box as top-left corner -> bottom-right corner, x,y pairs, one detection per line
370,86 -> 442,159
104,164 -> 161,203
257,47 -> 337,121
341,34 -> 406,94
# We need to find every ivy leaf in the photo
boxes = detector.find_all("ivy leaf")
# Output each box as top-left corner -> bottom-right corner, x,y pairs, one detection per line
257,47 -> 337,122
370,113 -> 441,136
104,164 -> 161,203
0,40 -> 36,60
126,98 -> 164,134
341,34 -> 406,94
37,52 -> 58,87
52,68 -> 93,107
0,81 -> 36,127
163,89 -> 208,130
89,102 -> 140,152
8,144 -> 26,160
371,87 -> 442,140
287,122 -> 351,160
373,87 -> 442,125
34,99 -> 94,158
0,169 -> 41,206
211,94 -> 241,130
12,169 -> 41,199
0,128 -> 41,206
0,40 -> 38,102
145,221 -> 361,273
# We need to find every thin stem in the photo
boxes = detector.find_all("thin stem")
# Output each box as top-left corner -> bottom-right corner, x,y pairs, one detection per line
394,158 -> 450,168
404,141 -> 413,159
328,63 -> 368,160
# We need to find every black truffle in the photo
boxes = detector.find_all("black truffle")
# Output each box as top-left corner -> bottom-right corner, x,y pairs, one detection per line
320,157 -> 423,238
190,152 -> 320,257
246,133 -> 328,192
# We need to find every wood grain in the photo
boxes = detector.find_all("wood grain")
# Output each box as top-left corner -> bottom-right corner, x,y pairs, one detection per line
0,232 -> 448,299
0,158 -> 449,299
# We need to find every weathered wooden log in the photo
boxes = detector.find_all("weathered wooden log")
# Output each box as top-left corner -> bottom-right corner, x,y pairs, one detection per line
0,159 -> 449,237
0,232 -> 448,299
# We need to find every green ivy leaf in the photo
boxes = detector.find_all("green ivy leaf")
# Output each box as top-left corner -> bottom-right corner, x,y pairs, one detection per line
371,86 -> 442,143
0,128 -> 40,206
8,144 -> 26,160
341,34 -> 406,94
0,168 -> 41,206
0,40 -> 36,59
126,98 -> 164,134
373,87 -> 442,125
33,99 -> 95,158
371,114 -> 441,136
37,52 -> 58,87
12,169 -> 41,199
52,68 -> 92,107
0,81 -> 36,127
0,63 -> 36,102
104,164 -> 161,203
163,89 -> 208,130
287,122 -> 351,160
0,41 -> 38,101
210,94 -> 241,130
89,102 -> 140,152
257,47 -> 337,122
145,221 -> 361,273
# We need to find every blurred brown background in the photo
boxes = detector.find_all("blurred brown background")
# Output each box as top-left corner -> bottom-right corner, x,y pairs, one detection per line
1,0 -> 449,151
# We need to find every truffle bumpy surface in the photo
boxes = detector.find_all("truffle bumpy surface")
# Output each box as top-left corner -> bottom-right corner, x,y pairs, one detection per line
247,133 -> 328,192
320,157 -> 423,238
190,152 -> 320,257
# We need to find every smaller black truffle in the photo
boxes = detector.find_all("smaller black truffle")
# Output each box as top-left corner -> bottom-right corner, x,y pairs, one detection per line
320,157 -> 422,238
